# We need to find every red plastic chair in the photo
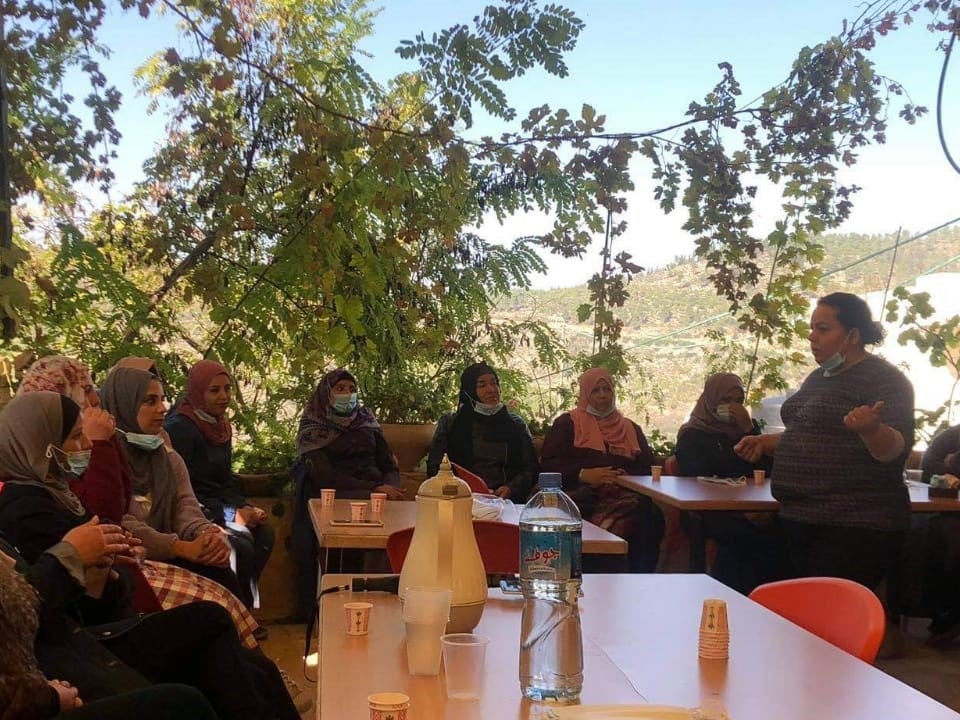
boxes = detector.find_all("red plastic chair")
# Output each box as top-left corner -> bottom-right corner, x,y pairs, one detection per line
749,577 -> 886,663
386,520 -> 519,575
451,462 -> 491,494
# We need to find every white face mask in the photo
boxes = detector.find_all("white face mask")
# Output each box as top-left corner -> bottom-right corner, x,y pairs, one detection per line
473,399 -> 504,416
586,404 -> 616,419
117,428 -> 165,451
715,403 -> 733,423
46,444 -> 91,476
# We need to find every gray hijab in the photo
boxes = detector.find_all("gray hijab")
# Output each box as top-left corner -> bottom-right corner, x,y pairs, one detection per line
0,391 -> 85,515
99,366 -> 178,534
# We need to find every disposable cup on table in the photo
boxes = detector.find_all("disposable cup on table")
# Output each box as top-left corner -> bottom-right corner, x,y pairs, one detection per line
350,502 -> 368,522
753,469 -> 766,485
651,465 -> 663,482
402,586 -> 452,624
344,602 -> 373,635
370,492 -> 387,516
405,620 -> 447,675
367,692 -> 409,720
441,633 -> 489,700
320,488 -> 336,507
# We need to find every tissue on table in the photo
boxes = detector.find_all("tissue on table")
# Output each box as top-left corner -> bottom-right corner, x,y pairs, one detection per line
471,493 -> 507,520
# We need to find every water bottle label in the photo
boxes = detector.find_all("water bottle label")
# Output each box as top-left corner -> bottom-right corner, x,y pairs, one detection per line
520,530 -> 582,581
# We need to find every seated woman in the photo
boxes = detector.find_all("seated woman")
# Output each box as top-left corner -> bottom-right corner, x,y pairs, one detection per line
17,355 -> 263,647
675,373 -> 784,594
288,368 -> 402,621
427,362 -> 537,500
0,525 -> 302,720
165,360 -> 275,612
539,368 -> 664,572
98,365 -> 244,602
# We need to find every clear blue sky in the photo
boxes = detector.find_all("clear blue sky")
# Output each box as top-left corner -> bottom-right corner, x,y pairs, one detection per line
95,0 -> 959,288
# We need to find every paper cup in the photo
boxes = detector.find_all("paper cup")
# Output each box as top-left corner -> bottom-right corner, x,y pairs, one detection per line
700,599 -> 728,632
350,502 -> 368,522
370,492 -> 387,516
320,488 -> 336,507
753,469 -> 766,485
344,602 -> 373,635
368,692 -> 409,720
651,465 -> 663,482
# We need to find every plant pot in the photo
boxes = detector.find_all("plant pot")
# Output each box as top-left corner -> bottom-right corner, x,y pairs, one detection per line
380,423 -> 437,472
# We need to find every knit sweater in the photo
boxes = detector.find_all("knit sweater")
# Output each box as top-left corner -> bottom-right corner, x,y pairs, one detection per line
772,354 -> 914,530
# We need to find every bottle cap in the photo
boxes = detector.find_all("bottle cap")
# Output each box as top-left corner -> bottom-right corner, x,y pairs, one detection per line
538,472 -> 562,489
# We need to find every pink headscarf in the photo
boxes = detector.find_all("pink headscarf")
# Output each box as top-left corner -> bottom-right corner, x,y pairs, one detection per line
569,368 -> 641,458
174,360 -> 233,446
16,356 -> 94,409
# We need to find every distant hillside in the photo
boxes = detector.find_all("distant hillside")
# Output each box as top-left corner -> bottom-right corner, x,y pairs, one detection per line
501,226 -> 960,441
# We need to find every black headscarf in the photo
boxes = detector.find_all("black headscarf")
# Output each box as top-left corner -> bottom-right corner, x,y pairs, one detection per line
446,362 -> 523,469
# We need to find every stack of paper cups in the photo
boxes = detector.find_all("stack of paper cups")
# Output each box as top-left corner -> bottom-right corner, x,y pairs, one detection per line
698,598 -> 729,660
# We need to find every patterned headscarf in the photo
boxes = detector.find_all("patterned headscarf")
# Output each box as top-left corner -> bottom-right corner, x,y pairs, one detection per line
0,392 -> 85,515
172,360 -> 233,446
569,368 -> 641,458
0,547 -> 44,707
99,367 -> 179,533
296,368 -> 379,456
17,356 -> 94,409
677,373 -> 747,441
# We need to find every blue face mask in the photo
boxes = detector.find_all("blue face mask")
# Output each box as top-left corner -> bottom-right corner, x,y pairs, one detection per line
473,400 -> 504,416
117,429 -> 165,451
331,393 -> 358,415
46,445 -> 91,476
586,404 -> 616,419
820,331 -> 853,377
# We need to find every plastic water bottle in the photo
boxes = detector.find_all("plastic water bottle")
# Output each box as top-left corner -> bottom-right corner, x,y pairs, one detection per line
518,472 -> 583,702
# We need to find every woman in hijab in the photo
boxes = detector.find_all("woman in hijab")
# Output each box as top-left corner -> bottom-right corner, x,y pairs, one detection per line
98,366 -> 242,600
426,362 -> 537,500
287,368 -> 401,621
675,373 -> 784,594
165,360 -> 275,616
539,367 -> 664,572
17,356 -> 264,647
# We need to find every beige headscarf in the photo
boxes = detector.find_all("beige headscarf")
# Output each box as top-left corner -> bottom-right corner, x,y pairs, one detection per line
0,392 -> 85,515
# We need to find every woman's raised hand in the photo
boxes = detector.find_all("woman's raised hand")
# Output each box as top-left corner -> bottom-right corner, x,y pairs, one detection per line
62,516 -> 129,567
843,401 -> 885,434
81,407 -> 116,442
734,434 -> 771,463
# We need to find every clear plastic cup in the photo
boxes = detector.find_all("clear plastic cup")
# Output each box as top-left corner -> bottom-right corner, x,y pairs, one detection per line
402,586 -> 452,624
405,620 -> 447,675
441,633 -> 489,700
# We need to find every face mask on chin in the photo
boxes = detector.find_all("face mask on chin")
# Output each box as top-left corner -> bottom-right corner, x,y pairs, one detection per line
117,429 -> 165,451
45,445 -> 92,476
586,404 -> 616,419
473,399 -> 504,416
331,393 -> 358,415
819,330 -> 854,377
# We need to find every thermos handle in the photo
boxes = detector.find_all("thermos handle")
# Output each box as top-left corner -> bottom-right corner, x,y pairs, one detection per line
438,500 -> 453,588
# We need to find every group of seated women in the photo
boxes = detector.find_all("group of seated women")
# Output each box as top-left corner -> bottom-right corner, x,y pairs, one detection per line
0,289 -> 950,716
1,356 -> 305,719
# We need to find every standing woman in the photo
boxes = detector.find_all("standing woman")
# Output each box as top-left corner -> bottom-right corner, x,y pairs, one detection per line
735,292 -> 914,589
165,360 -> 275,612
426,362 -> 537,501
539,367 -> 664,572
288,368 -> 403,621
